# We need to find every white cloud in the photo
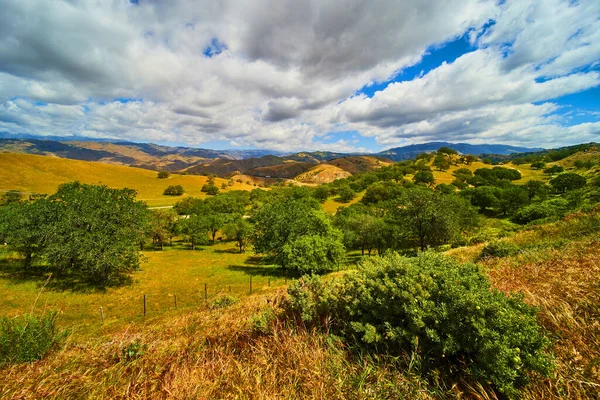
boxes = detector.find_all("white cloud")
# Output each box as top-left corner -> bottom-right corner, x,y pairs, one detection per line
0,0 -> 598,151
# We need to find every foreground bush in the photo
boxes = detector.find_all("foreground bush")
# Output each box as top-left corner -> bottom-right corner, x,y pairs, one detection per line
0,311 -> 65,366
286,253 -> 553,398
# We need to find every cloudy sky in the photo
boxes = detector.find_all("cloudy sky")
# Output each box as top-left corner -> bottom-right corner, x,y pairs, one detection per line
1,0 -> 599,152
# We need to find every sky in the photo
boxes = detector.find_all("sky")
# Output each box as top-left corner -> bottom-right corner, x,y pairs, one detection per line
0,0 -> 599,153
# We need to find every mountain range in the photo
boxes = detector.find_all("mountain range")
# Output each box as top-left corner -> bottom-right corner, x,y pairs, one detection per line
0,136 -> 543,180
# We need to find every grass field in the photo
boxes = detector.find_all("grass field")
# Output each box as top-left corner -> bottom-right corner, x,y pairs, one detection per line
0,241 -> 292,340
0,153 -> 262,207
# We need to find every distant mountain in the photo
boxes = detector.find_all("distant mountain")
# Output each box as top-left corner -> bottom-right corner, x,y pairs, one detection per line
377,142 -> 544,161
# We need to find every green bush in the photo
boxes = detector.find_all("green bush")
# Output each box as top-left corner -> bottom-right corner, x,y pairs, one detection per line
157,171 -> 170,179
512,198 -> 569,224
210,294 -> 238,309
480,240 -> 521,258
286,253 -> 553,398
250,308 -> 277,335
163,185 -> 184,196
0,311 -> 66,366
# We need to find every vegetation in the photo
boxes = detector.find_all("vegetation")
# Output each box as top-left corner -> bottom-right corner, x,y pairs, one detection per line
0,182 -> 147,284
286,253 -> 553,398
163,184 -> 185,196
0,311 -> 66,367
0,143 -> 598,398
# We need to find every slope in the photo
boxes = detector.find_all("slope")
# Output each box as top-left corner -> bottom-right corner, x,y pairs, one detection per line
0,153 -> 257,207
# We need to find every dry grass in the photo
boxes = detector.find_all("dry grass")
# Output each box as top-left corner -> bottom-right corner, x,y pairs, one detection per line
449,213 -> 600,399
322,190 -> 366,214
0,294 -> 437,400
0,153 -> 260,207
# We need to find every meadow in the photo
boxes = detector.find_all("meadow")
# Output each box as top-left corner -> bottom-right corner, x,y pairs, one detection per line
0,241 -> 290,340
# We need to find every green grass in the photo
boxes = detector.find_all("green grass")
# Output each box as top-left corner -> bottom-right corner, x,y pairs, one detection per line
0,241 -> 292,340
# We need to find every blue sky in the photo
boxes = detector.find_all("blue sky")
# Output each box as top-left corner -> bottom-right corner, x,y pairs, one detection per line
0,0 -> 599,152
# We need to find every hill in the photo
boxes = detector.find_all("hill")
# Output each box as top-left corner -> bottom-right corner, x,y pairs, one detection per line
378,142 -> 543,161
0,153 -> 259,207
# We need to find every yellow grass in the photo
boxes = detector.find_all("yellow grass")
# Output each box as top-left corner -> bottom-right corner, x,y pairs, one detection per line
322,190 -> 366,213
0,153 -> 260,207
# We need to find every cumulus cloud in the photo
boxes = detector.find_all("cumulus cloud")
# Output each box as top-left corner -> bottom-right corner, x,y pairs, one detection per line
0,0 -> 598,151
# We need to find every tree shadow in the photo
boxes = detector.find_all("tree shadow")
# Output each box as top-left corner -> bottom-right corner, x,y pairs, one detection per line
213,248 -> 243,254
0,257 -> 134,293
226,264 -> 301,279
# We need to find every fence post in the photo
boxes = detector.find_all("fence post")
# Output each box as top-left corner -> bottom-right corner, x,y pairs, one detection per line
174,293 -> 177,308
204,283 -> 207,302
249,276 -> 253,295
143,294 -> 146,316
100,306 -> 104,324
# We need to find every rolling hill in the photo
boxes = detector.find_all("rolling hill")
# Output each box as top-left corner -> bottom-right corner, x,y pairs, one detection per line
0,153 -> 260,207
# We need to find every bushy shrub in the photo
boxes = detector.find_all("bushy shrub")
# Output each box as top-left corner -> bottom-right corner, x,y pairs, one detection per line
250,308 -> 277,335
0,311 -> 66,366
210,294 -> 238,309
543,165 -> 564,174
163,185 -> 184,196
512,198 -> 569,224
480,240 -> 521,259
157,171 -> 170,179
286,253 -> 553,398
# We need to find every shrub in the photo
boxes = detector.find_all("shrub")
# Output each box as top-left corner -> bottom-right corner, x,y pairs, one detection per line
163,185 -> 184,196
286,253 -> 553,398
157,171 -> 170,179
250,308 -> 277,335
120,339 -> 146,362
530,161 -> 546,169
480,240 -> 521,258
543,165 -> 564,174
512,199 -> 569,224
210,294 -> 238,309
0,311 -> 66,366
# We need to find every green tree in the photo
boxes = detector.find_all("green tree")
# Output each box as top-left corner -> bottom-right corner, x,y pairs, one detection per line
163,185 -> 184,196
148,209 -> 177,250
524,180 -> 549,200
1,190 -> 22,205
393,188 -> 477,251
282,233 -> 345,274
312,186 -> 330,203
468,186 -> 499,211
543,165 -> 564,174
496,185 -> 529,215
44,182 -> 147,283
0,198 -> 55,267
223,218 -> 253,253
251,194 -> 344,271
180,214 -> 209,250
463,154 -> 479,165
157,171 -> 170,179
433,155 -> 451,171
413,170 -> 435,187
550,173 -> 587,193
530,161 -> 546,170
337,186 -> 355,203
437,146 -> 458,155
